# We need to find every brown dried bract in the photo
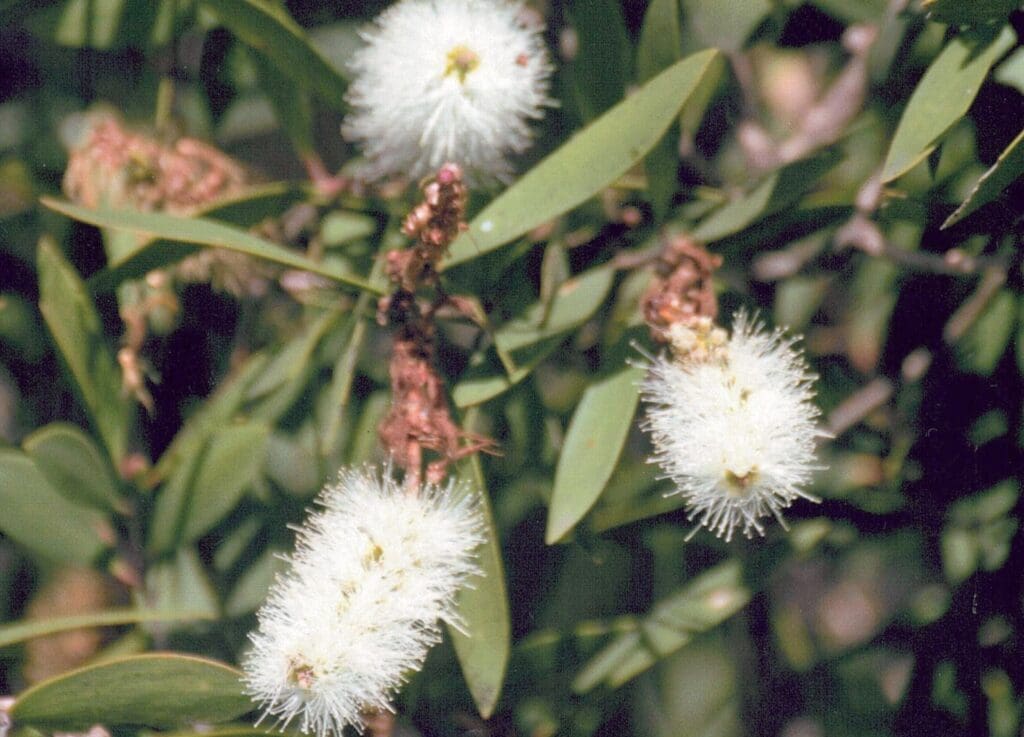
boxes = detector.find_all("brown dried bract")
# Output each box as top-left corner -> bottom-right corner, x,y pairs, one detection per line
388,162 -> 468,292
377,165 -> 495,488
640,234 -> 722,340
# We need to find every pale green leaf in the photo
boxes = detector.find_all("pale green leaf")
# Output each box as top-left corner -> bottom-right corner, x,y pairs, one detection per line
41,198 -> 383,295
10,654 -> 251,729
445,49 -> 720,266
0,449 -> 109,564
881,25 -> 1016,183
546,365 -> 644,544
22,422 -> 126,514
37,237 -> 129,462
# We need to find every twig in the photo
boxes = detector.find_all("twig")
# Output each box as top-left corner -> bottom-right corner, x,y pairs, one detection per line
943,266 -> 1008,343
827,377 -> 894,437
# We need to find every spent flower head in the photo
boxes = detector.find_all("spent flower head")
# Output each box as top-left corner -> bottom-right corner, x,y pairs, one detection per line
342,0 -> 554,183
641,312 -> 825,541
243,466 -> 484,736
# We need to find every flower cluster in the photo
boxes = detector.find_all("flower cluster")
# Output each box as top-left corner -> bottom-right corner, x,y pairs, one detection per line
640,312 -> 824,541
242,467 -> 483,736
343,0 -> 553,183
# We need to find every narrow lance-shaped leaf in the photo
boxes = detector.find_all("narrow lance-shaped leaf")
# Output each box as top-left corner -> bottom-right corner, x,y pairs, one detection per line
546,365 -> 645,544
0,609 -> 216,649
37,237 -> 129,462
444,49 -> 720,266
573,559 -> 751,693
41,198 -> 384,295
9,653 -> 252,730
943,125 -> 1024,228
881,25 -> 1016,183
449,414 -> 511,719
198,0 -> 349,110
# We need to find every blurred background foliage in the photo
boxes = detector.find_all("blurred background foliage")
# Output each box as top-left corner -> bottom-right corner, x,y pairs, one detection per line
1,1 -> 1024,736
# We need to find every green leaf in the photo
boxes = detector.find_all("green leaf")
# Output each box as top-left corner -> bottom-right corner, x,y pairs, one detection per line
224,547 -> 286,618
147,548 -> 220,619
445,49 -> 720,266
449,423 -> 511,718
253,49 -> 315,156
453,267 -> 616,408
9,653 -> 252,729
545,365 -> 644,544
573,559 -> 751,693
150,353 -> 270,487
943,125 -> 1024,227
182,421 -> 270,543
0,449 -> 108,564
452,339 -> 561,408
37,237 -> 129,462
637,0 -> 684,217
40,198 -> 384,295
198,0 -> 349,110
569,0 -> 631,119
0,609 -> 215,649
320,211 -> 378,248
881,25 -> 1016,183
22,422 -> 126,514
691,153 -> 839,242
637,0 -> 682,83
683,0 -> 771,52
150,421 -> 270,554
956,288 -> 1016,376
494,266 -> 616,356
922,0 -> 1020,25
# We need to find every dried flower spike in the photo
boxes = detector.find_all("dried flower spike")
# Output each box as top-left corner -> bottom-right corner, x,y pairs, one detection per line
242,466 -> 483,737
342,0 -> 554,183
640,312 -> 824,541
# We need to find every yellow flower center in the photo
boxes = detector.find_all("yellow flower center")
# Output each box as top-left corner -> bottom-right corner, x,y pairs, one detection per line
724,468 -> 758,496
445,45 -> 480,83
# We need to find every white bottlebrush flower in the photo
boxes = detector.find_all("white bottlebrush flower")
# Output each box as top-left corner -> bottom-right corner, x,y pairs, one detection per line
342,0 -> 554,183
242,466 -> 484,737
640,312 -> 825,542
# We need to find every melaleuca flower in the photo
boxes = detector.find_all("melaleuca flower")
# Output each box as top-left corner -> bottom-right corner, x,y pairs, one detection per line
242,467 -> 484,736
640,312 -> 825,542
342,0 -> 554,183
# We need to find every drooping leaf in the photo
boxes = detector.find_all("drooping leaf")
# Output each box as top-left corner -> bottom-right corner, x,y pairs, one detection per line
881,25 -> 1016,183
0,449 -> 109,565
545,365 -> 644,544
0,609 -> 215,649
37,237 -> 129,462
573,559 -> 751,693
445,49 -> 720,266
449,418 -> 511,718
41,198 -> 383,295
943,125 -> 1024,227
9,653 -> 252,730
198,0 -> 349,110
22,422 -> 126,513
